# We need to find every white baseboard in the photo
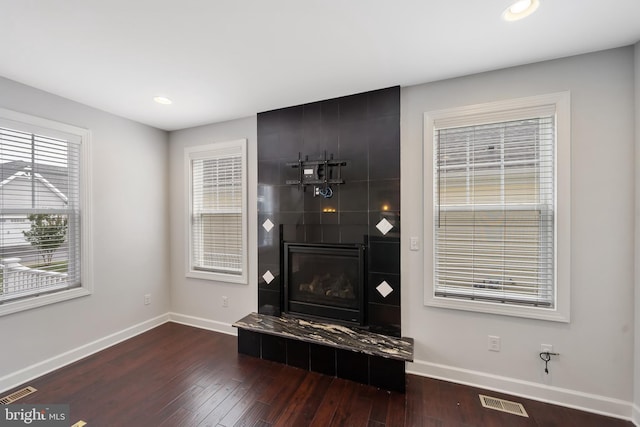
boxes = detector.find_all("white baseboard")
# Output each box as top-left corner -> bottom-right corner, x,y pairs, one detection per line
0,313 -> 170,395
408,359 -> 634,423
169,312 -> 236,336
2,314 -> 635,426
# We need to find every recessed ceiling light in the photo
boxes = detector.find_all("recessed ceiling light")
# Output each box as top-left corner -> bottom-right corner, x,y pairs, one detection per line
153,96 -> 172,105
502,0 -> 539,21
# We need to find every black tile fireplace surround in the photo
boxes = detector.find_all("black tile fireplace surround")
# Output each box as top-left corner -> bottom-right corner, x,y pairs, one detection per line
245,86 -> 406,391
257,86 -> 401,337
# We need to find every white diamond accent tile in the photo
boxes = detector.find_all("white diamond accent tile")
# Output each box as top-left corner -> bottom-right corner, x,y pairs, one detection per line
376,281 -> 394,298
262,218 -> 274,233
262,270 -> 275,284
376,218 -> 393,235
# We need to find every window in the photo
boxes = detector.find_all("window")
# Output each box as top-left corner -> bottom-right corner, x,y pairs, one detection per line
423,93 -> 570,322
185,140 -> 247,284
0,108 -> 92,316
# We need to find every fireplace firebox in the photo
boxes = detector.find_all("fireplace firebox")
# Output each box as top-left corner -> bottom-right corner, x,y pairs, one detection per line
283,242 -> 366,326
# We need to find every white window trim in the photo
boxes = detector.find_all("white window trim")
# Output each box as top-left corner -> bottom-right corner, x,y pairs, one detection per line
423,92 -> 571,322
0,108 -> 93,317
185,139 -> 248,284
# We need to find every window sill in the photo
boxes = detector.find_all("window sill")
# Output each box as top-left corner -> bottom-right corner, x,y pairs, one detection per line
0,286 -> 91,317
186,269 -> 247,285
425,293 -> 570,323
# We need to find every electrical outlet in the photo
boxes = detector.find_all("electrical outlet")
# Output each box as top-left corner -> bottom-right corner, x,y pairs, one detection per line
541,344 -> 553,353
222,296 -> 229,308
410,237 -> 420,251
488,335 -> 501,352
144,294 -> 151,305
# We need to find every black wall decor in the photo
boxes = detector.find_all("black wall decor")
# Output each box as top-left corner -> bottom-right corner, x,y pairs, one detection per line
257,86 -> 401,336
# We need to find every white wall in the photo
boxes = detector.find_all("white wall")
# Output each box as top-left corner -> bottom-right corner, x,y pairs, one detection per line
0,77 -> 170,390
634,41 -> 640,425
402,47 -> 636,417
168,117 -> 257,333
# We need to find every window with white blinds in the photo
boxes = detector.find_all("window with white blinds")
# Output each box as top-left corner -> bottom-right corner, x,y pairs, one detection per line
434,115 -> 554,306
424,93 -> 571,321
186,140 -> 247,284
0,108 -> 91,315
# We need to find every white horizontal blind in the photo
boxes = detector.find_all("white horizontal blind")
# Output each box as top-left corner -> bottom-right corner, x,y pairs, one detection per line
434,114 -> 555,307
0,126 -> 81,302
191,149 -> 243,275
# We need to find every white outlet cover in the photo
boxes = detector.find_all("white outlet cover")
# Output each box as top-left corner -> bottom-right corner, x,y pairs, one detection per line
410,237 -> 419,251
488,336 -> 501,352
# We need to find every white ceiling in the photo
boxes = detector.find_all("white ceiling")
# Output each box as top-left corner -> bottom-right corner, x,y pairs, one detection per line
1,1 -> 639,131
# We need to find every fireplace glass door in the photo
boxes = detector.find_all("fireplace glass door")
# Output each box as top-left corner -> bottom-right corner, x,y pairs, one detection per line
284,243 -> 365,325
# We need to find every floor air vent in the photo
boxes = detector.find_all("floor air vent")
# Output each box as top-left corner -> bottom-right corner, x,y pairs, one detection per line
0,386 -> 37,404
479,394 -> 528,417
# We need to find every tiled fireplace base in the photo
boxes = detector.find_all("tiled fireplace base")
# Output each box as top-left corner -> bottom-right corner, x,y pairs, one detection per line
233,313 -> 413,392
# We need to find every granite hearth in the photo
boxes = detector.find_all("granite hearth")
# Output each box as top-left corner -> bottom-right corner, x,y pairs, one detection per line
233,313 -> 413,392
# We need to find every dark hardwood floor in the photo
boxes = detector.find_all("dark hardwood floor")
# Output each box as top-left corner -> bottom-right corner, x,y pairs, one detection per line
4,322 -> 632,427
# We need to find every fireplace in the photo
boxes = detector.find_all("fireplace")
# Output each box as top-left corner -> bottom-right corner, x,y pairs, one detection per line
283,242 -> 366,326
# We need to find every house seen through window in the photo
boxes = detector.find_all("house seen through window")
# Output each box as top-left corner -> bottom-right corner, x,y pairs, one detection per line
0,122 -> 83,307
